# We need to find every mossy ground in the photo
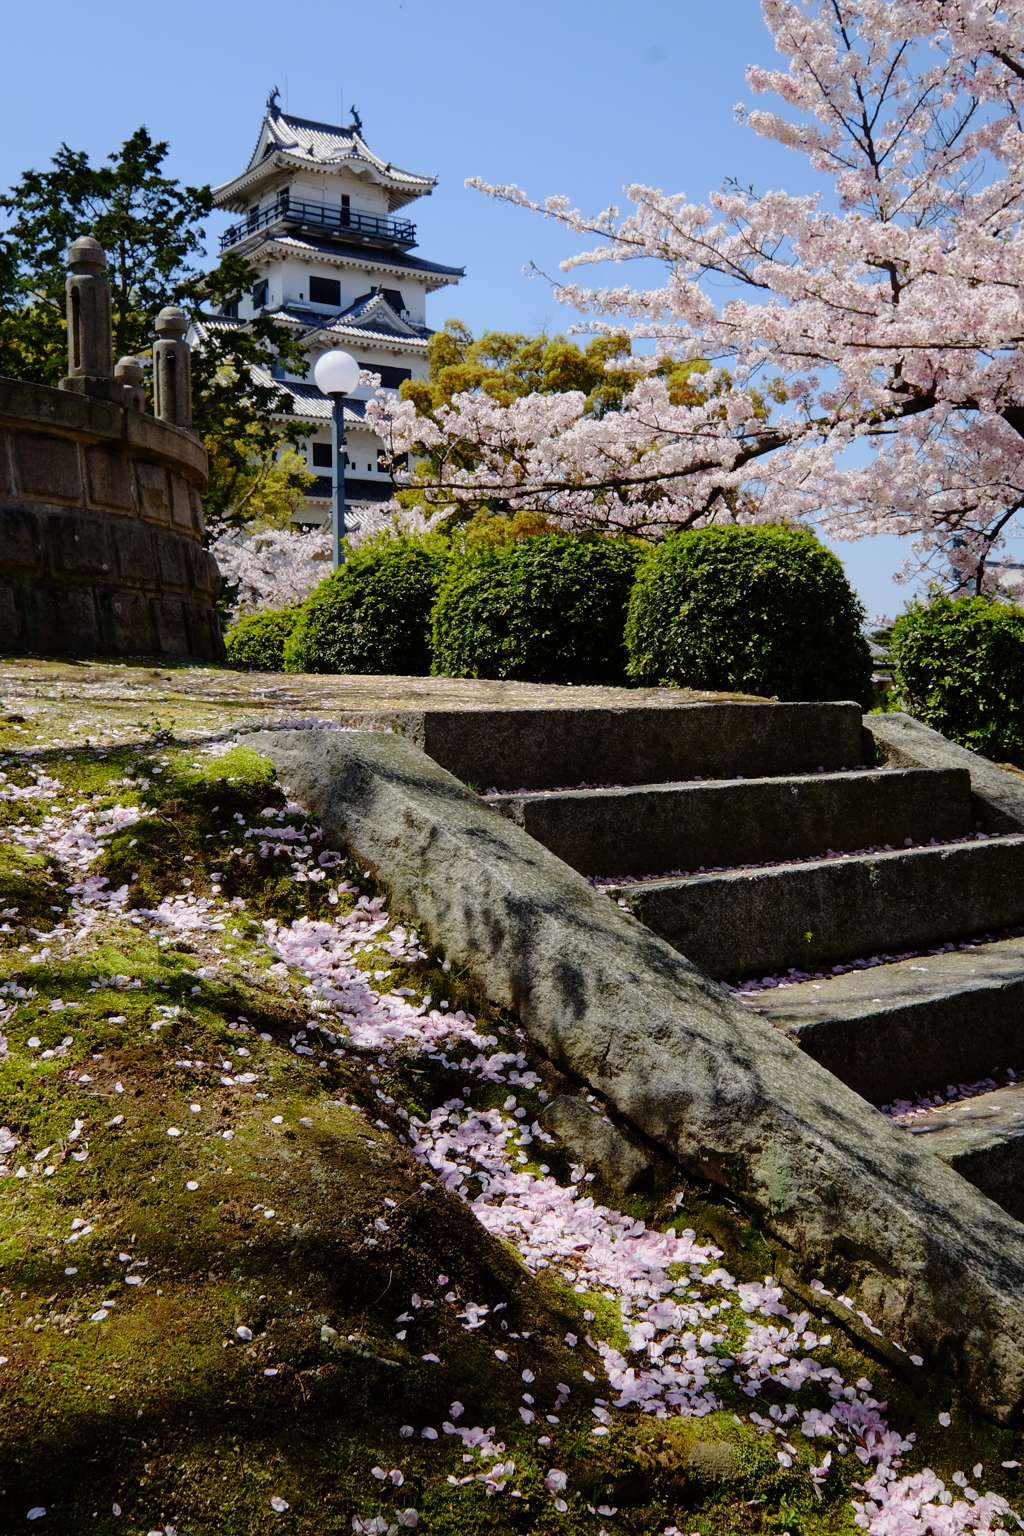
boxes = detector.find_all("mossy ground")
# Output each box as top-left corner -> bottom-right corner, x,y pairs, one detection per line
0,661 -> 1021,1535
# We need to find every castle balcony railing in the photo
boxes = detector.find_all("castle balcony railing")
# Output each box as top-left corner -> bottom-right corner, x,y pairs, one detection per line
219,196 -> 417,253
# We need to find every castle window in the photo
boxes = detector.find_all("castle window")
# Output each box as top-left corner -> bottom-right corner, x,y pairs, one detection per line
359,362 -> 411,390
309,275 -> 341,307
252,279 -> 268,309
311,442 -> 332,467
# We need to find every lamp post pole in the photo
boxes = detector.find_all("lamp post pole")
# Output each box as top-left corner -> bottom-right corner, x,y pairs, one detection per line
313,348 -> 361,571
330,392 -> 347,569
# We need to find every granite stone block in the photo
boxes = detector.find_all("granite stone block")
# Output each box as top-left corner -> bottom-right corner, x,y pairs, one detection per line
15,431 -> 82,502
52,515 -> 111,576
136,460 -> 171,522
0,506 -> 44,572
86,443 -> 134,512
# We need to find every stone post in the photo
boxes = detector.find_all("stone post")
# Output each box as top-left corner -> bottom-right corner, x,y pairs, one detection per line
114,356 -> 146,411
152,306 -> 193,428
61,237 -> 115,399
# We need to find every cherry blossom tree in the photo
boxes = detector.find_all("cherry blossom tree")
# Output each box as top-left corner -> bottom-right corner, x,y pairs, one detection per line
212,527 -> 331,617
367,0 -> 1024,594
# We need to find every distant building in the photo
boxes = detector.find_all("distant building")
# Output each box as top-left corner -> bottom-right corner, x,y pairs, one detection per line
193,90 -> 463,528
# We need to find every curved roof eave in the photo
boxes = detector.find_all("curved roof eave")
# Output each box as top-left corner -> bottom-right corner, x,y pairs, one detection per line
213,150 -> 435,213
233,233 -> 463,289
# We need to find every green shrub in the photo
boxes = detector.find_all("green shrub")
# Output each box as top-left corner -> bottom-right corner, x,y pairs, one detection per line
283,533 -> 449,675
431,533 -> 641,685
224,607 -> 301,672
889,595 -> 1024,763
624,524 -> 872,702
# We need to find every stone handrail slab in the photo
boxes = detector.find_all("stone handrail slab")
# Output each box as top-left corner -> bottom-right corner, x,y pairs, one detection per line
124,409 -> 207,479
866,712 -> 1024,833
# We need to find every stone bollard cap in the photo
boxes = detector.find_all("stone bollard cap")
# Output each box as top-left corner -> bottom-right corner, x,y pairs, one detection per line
66,236 -> 107,272
154,305 -> 188,338
114,356 -> 145,383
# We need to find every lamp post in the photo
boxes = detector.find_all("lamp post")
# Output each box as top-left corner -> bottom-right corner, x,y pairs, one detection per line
313,349 -> 361,568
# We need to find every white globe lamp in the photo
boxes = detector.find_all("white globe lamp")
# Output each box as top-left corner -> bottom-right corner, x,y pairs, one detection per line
313,350 -> 360,568
314,348 -> 360,396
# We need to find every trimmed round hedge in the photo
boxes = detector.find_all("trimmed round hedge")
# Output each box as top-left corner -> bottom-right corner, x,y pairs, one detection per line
224,607 -> 302,672
889,595 -> 1024,764
283,534 -> 448,676
624,524 -> 872,702
431,533 -> 641,685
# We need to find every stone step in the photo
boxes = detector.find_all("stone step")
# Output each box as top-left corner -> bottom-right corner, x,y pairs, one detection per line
752,938 -> 1024,1104
381,700 -> 868,790
486,766 -> 974,877
605,834 -> 1024,980
900,1084 -> 1024,1225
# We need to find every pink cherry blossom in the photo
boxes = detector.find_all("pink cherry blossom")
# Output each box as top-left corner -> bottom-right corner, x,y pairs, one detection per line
362,1 -> 1024,597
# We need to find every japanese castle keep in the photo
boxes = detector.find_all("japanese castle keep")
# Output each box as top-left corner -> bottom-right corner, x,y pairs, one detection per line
198,92 -> 464,527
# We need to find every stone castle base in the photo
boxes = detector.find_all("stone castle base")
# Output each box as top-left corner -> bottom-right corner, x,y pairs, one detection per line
0,377 -> 222,660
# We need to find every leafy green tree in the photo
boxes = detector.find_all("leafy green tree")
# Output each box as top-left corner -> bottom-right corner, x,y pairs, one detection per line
205,438 -> 314,533
0,128 -> 310,528
0,127 -> 211,379
184,251 -> 310,530
401,319 -> 635,422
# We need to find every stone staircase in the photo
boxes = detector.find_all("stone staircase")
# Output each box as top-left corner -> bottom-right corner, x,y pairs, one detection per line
478,702 -> 1024,1231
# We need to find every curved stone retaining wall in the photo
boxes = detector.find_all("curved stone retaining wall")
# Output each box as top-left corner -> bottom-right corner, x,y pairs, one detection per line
0,376 -> 221,659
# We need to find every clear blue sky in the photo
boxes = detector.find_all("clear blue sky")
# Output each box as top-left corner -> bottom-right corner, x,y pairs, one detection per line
2,0 -> 930,619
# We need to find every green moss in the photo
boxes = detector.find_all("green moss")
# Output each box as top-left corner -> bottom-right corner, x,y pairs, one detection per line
1,725 -> 1022,1532
94,745 -> 343,923
0,843 -> 66,930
